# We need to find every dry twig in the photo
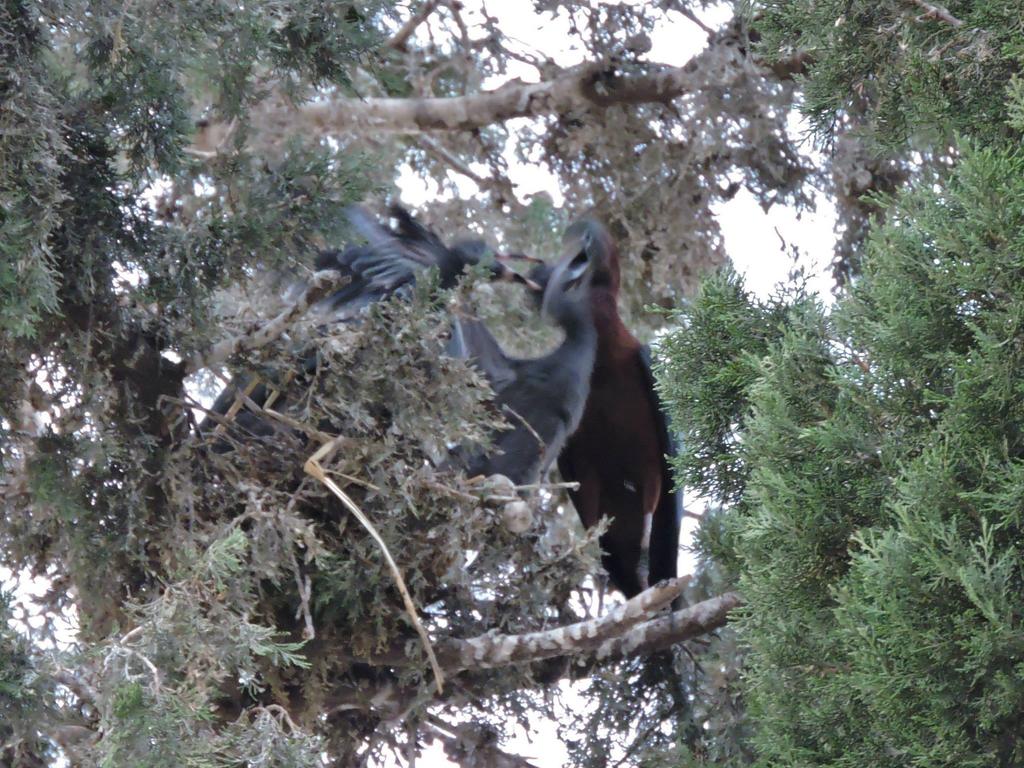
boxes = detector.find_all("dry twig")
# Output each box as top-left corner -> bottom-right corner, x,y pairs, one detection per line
426,717 -> 541,768
186,269 -> 347,375
909,0 -> 964,26
388,0 -> 444,52
304,436 -> 446,693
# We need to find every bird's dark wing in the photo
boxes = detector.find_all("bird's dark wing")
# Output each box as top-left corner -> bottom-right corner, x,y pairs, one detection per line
448,316 -> 516,393
315,247 -> 393,317
466,352 -> 583,485
638,344 -> 683,587
315,206 -> 455,318
389,205 -> 448,254
446,318 -> 531,482
343,205 -> 436,288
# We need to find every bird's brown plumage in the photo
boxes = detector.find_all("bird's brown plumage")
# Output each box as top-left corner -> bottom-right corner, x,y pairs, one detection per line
553,221 -> 682,597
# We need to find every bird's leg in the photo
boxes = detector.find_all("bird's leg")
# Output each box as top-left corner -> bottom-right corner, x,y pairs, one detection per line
638,478 -> 662,592
596,573 -> 608,614
637,511 -> 653,592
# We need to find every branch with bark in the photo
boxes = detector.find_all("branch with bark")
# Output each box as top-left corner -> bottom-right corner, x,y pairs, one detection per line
337,583 -> 741,680
592,590 -> 742,661
185,269 -> 347,375
440,577 -> 690,671
241,21 -> 808,141
299,60 -> 724,134
323,587 -> 742,717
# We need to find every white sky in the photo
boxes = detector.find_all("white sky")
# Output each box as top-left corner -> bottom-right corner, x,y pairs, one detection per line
2,3 -> 837,766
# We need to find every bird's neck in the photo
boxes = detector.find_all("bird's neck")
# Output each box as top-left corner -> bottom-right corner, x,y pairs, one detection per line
558,304 -> 598,372
590,286 -> 639,360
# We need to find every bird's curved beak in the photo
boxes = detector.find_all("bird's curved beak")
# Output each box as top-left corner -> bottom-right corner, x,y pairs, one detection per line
496,252 -> 544,265
492,253 -> 544,291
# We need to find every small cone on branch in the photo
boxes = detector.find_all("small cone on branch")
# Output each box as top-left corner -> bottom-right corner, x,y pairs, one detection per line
501,500 -> 533,533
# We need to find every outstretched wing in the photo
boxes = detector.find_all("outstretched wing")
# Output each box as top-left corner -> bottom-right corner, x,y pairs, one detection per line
638,344 -> 684,588
317,206 -> 488,319
342,205 -> 436,285
448,316 -> 516,393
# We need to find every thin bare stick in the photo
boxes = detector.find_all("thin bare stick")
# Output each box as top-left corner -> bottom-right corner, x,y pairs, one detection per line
186,269 -> 347,375
416,135 -> 521,206
304,436 -> 445,693
115,626 -> 142,645
418,135 -> 489,185
510,480 -> 580,492
214,376 -> 262,437
677,6 -> 716,37
328,469 -> 381,492
184,116 -> 239,158
262,369 -> 294,410
424,479 -> 480,503
102,602 -> 164,692
161,395 -> 233,429
909,0 -> 964,26
388,0 -> 443,52
263,703 -> 300,732
255,396 -> 332,442
426,718 -> 541,768
289,546 -> 316,640
501,404 -> 544,455
208,370 -> 334,444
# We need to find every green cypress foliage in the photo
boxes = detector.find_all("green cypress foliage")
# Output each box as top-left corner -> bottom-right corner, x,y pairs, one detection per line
660,145 -> 1024,765
655,6 -> 1024,763
752,0 -> 1024,148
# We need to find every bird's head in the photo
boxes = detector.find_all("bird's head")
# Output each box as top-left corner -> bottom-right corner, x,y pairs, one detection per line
540,224 -> 601,328
517,219 -> 614,311
561,218 -> 619,294
449,238 -> 491,272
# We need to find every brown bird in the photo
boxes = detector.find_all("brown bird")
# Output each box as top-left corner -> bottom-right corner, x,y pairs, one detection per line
530,220 -> 683,598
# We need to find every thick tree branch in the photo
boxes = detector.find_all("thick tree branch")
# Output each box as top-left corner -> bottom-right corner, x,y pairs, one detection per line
268,27 -> 810,139
323,588 -> 743,718
226,22 -> 809,154
285,24 -> 757,136
441,577 -> 687,671
185,269 -> 346,375
343,580 -> 739,678
300,62 -> 710,134
593,591 -> 742,661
